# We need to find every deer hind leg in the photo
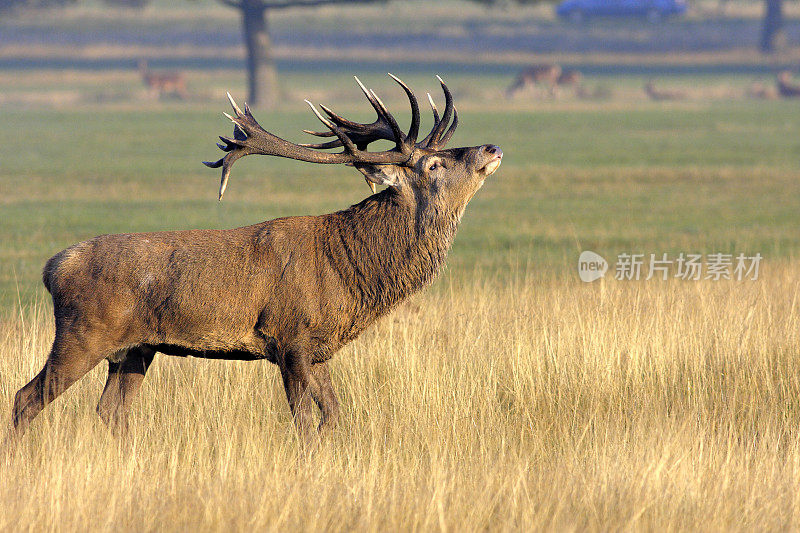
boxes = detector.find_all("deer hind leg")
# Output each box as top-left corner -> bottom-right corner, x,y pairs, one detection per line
96,346 -> 155,433
11,333 -> 110,437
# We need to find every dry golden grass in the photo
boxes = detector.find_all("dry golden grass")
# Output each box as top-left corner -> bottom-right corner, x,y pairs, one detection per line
1,261 -> 799,531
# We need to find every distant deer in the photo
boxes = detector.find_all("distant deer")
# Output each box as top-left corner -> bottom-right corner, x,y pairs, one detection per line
506,64 -> 562,98
777,71 -> 800,98
644,79 -> 687,101
557,69 -> 582,88
138,60 -> 188,100
10,75 -> 503,440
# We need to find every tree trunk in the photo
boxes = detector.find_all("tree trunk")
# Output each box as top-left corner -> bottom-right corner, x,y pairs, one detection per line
241,0 -> 278,108
760,0 -> 785,53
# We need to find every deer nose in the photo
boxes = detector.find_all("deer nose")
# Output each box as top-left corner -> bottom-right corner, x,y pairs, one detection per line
483,145 -> 503,158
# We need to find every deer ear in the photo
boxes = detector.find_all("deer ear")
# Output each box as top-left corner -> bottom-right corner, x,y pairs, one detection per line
353,163 -> 403,188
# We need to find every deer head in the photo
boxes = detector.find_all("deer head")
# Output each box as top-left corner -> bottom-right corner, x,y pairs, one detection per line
204,75 -> 502,220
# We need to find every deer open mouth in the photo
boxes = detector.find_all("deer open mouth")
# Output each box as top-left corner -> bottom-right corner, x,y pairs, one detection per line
480,153 -> 503,176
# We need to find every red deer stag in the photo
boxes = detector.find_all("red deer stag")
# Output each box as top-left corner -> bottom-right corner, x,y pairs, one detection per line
10,75 -> 502,440
138,60 -> 188,100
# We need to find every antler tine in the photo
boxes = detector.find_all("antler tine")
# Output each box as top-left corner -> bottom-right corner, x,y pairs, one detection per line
388,72 -> 420,145
319,103 -> 366,131
302,128 -> 336,138
427,92 -> 441,123
418,92 -> 441,147
227,91 -> 244,117
203,143 -> 252,201
369,89 -> 406,153
354,76 -> 388,122
425,76 -> 454,148
353,76 -> 390,130
217,136 -> 235,152
304,100 -> 360,156
298,139 -> 346,150
301,103 -> 370,141
438,106 -> 458,147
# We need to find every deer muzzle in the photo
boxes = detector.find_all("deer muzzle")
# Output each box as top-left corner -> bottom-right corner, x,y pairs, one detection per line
479,145 -> 503,176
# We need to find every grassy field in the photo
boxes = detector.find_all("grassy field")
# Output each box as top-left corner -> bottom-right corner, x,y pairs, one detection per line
2,270 -> 799,530
1,67 -> 800,530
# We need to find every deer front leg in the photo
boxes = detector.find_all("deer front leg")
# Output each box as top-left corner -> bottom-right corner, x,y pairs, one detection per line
277,347 -> 317,438
277,347 -> 339,438
310,362 -> 339,433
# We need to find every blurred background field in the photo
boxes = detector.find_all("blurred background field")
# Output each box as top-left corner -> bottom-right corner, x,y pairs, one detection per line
2,0 -> 800,530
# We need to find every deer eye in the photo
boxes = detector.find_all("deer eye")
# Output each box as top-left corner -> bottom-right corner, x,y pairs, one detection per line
428,161 -> 441,172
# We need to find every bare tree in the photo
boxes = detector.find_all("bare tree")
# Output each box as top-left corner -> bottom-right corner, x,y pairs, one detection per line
218,0 -> 382,108
10,76 -> 504,440
760,0 -> 785,53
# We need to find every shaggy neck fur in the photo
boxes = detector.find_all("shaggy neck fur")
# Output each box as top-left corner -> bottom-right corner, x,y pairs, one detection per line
322,187 -> 461,318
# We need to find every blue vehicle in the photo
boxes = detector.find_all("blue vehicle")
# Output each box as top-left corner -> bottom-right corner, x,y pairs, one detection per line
556,0 -> 687,23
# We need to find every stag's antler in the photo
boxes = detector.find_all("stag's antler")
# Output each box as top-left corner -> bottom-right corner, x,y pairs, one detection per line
206,75 -> 422,200
205,75 -> 459,200
300,74 -> 419,151
303,75 -> 458,152
419,76 -> 459,149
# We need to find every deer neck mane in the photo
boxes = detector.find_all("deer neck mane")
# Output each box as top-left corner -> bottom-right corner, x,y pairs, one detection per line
324,188 -> 461,311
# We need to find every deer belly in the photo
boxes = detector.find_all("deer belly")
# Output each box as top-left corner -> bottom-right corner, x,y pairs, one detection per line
144,342 -> 276,363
